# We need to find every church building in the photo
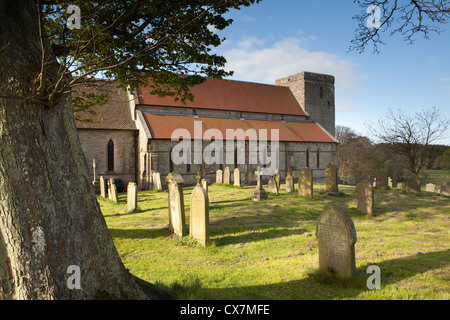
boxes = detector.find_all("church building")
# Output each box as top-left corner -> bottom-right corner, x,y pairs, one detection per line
75,71 -> 338,191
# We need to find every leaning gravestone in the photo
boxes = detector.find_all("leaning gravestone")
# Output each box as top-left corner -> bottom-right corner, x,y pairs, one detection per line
440,182 -> 450,196
285,170 -> 295,193
397,182 -> 406,191
325,163 -> 339,194
374,170 -> 388,189
166,172 -> 187,238
153,171 -> 163,191
190,173 -> 210,247
216,169 -> 223,184
268,175 -> 279,194
407,176 -> 421,195
425,183 -> 436,193
223,167 -> 231,185
127,182 -> 138,212
357,180 -> 374,215
298,168 -> 313,199
252,167 -> 268,201
109,178 -> 118,203
99,176 -> 106,198
234,168 -> 241,187
316,205 -> 357,278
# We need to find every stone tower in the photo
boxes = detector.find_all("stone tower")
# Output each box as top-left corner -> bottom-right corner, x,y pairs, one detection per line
276,71 -> 335,137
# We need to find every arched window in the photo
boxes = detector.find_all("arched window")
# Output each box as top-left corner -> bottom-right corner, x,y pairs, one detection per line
306,149 -> 310,168
319,87 -> 324,99
107,140 -> 114,171
169,148 -> 174,172
316,149 -> 320,168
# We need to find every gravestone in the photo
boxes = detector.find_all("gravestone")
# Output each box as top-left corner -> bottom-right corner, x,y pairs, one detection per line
285,170 -> 295,193
234,168 -> 241,187
440,182 -> 450,196
388,177 -> 393,189
252,167 -> 268,201
357,180 -> 374,215
275,172 -> 281,191
99,176 -> 106,198
109,178 -> 118,203
316,205 -> 357,278
127,182 -> 138,212
165,172 -> 187,238
201,179 -> 208,193
190,173 -> 210,247
223,167 -> 231,185
325,163 -> 339,194
374,170 -> 388,189
216,169 -> 223,184
153,171 -> 162,191
298,168 -> 313,199
425,183 -> 436,193
268,175 -> 279,194
407,176 -> 421,195
397,182 -> 406,191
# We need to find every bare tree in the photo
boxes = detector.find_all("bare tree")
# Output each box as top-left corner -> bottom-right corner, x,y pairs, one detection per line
350,0 -> 450,53
366,107 -> 450,176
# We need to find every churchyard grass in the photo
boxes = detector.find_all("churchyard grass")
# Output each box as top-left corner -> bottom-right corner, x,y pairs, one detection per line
98,174 -> 449,300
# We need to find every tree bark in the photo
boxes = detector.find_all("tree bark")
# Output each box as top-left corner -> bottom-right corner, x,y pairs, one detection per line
0,0 -> 163,300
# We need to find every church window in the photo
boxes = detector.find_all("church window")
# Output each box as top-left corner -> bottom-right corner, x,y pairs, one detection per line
107,140 -> 114,171
169,148 -> 174,172
319,87 -> 324,99
317,149 -> 320,168
306,149 -> 310,168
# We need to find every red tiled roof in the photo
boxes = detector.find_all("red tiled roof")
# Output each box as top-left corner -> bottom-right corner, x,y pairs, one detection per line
136,77 -> 307,117
142,113 -> 336,143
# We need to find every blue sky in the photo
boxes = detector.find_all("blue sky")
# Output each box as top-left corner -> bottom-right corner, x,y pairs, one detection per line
211,0 -> 450,145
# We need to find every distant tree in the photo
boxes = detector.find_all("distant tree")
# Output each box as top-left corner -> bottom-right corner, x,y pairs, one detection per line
442,148 -> 450,170
351,0 -> 450,53
366,107 -> 450,176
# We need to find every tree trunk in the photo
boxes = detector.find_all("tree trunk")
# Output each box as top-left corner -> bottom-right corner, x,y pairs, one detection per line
0,0 -> 164,300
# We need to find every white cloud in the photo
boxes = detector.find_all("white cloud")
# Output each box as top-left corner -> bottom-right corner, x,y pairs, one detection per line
220,36 -> 364,92
439,77 -> 450,82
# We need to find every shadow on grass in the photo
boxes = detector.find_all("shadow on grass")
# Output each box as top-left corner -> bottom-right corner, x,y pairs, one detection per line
204,249 -> 450,300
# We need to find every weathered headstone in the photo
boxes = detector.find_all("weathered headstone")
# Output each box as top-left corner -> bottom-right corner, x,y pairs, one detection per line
397,182 -> 406,191
153,171 -> 162,191
234,168 -> 241,187
357,180 -> 374,215
127,182 -> 138,212
440,182 -> 450,196
388,177 -> 393,189
268,175 -> 279,194
99,176 -> 106,198
201,179 -> 208,193
316,205 -> 357,278
190,173 -> 210,247
252,167 -> 268,201
407,176 -> 421,195
298,168 -> 313,199
216,169 -> 223,184
109,179 -> 119,203
425,183 -> 436,193
275,171 -> 281,191
325,163 -> 339,194
223,167 -> 231,185
285,170 -> 295,193
166,172 -> 187,238
374,170 -> 388,189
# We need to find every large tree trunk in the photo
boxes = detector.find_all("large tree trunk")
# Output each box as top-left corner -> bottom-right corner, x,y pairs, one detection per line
0,0 -> 163,300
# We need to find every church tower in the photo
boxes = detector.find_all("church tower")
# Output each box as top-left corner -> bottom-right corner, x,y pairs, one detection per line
276,71 -> 335,137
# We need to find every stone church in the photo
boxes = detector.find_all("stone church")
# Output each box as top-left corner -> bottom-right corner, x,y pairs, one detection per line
75,71 -> 338,191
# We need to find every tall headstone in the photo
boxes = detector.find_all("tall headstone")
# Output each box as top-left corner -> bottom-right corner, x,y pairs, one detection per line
223,167 -> 231,185
425,183 -> 436,193
285,170 -> 295,193
216,169 -> 223,184
268,175 -> 279,194
325,163 -> 339,194
440,182 -> 450,196
388,177 -> 393,189
298,168 -> 313,199
153,171 -> 162,191
275,172 -> 281,191
127,182 -> 138,212
165,172 -> 187,238
316,205 -> 357,278
99,176 -> 106,198
407,176 -> 421,195
357,180 -> 374,215
252,167 -> 268,201
201,179 -> 208,193
190,173 -> 210,247
375,170 -> 388,189
234,168 -> 241,187
109,179 -> 119,203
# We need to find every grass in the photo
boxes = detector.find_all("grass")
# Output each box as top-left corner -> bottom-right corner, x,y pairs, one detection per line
98,172 -> 450,300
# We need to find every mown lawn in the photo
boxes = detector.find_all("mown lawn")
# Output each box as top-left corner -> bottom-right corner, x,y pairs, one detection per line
99,178 -> 450,300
